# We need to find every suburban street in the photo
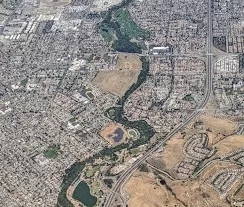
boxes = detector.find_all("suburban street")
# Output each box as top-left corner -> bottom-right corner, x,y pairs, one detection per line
103,0 -> 214,206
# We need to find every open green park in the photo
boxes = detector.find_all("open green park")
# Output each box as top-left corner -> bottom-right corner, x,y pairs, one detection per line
99,0 -> 150,53
43,145 -> 61,159
114,8 -> 150,40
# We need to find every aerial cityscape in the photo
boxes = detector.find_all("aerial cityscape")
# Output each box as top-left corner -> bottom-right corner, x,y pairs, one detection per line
0,0 -> 243,207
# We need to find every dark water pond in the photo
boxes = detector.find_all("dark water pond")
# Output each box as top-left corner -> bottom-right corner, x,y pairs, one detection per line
113,128 -> 124,142
72,181 -> 97,207
160,179 -> 166,185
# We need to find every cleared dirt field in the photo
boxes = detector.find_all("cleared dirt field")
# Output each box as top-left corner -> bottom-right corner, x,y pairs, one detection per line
116,54 -> 142,70
200,116 -> 237,136
124,171 -> 184,207
92,70 -> 140,97
207,132 -> 221,145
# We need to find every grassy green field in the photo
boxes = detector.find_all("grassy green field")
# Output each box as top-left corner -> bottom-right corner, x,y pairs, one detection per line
182,94 -> 195,101
100,24 -> 115,43
20,78 -> 28,87
128,129 -> 139,139
129,148 -> 140,156
43,145 -> 60,159
99,1 -> 150,53
85,166 -> 100,178
114,8 -> 150,40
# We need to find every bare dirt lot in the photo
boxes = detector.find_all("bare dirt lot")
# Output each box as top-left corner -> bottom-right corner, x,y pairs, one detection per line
116,54 -> 142,70
92,70 -> 140,97
124,171 -> 184,207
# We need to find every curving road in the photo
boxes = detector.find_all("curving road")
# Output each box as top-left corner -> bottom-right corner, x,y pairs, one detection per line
104,0 -> 213,206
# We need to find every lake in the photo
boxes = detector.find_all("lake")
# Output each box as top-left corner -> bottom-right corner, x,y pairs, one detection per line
72,181 -> 97,207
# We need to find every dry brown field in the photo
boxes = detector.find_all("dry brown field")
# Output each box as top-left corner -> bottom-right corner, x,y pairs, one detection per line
200,116 -> 237,136
116,54 -> 142,70
125,162 -> 242,207
163,161 -> 242,207
214,134 -> 244,157
92,54 -> 141,97
161,133 -> 185,170
92,70 -> 140,97
124,171 -> 184,207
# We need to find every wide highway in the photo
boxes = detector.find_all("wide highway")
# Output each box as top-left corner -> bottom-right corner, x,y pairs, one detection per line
104,0 -> 213,206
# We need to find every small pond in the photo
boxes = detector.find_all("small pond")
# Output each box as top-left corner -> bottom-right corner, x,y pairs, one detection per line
72,181 -> 97,207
